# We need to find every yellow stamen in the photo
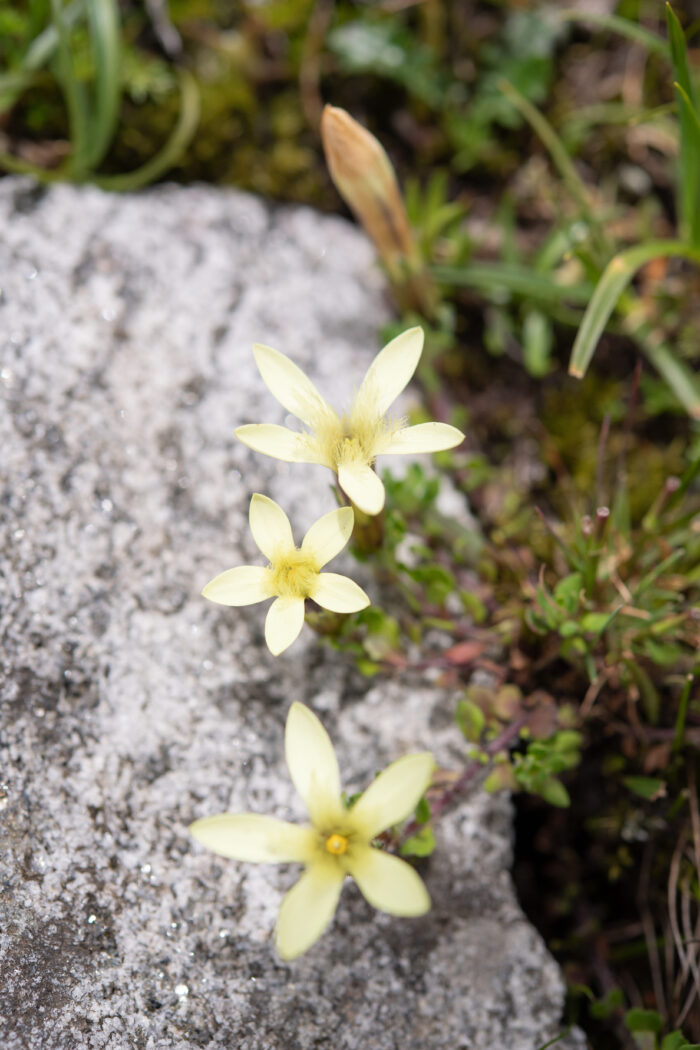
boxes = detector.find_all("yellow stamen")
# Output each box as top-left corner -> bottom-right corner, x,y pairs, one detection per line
270,549 -> 319,599
325,833 -> 348,856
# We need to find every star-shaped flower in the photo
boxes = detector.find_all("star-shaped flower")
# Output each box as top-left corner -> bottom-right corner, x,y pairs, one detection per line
190,702 -> 434,960
202,494 -> 369,655
235,327 -> 464,515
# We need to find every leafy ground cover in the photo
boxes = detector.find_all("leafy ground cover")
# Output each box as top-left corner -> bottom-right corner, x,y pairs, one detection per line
2,2 -> 699,1046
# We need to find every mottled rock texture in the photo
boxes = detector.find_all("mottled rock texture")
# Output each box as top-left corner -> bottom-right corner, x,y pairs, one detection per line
0,179 -> 583,1050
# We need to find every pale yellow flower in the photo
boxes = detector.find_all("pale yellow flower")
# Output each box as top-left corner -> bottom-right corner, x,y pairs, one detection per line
190,702 -> 434,960
235,327 -> 465,516
202,495 -> 369,655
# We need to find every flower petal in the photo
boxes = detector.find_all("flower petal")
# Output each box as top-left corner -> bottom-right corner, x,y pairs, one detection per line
275,859 -> 345,960
301,506 -> 354,567
337,462 -> 385,515
379,421 -> 465,456
311,573 -> 370,613
347,845 -> 430,916
253,343 -> 334,427
189,813 -> 317,864
350,753 -> 435,838
235,424 -> 317,463
265,596 -> 306,655
285,702 -> 342,826
354,327 -> 424,419
202,565 -> 271,606
249,493 -> 295,561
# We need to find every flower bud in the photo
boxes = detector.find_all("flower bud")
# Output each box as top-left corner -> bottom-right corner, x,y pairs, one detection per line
320,104 -> 418,278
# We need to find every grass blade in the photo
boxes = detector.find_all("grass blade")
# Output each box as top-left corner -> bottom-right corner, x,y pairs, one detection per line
666,4 -> 696,105
672,674 -> 694,755
635,330 -> 700,419
555,10 -> 668,57
95,69 -> 200,191
22,0 -> 82,72
666,5 -> 700,246
51,0 -> 90,180
432,262 -> 593,305
673,82 -> 700,247
0,1 -> 82,117
83,0 -> 121,171
0,151 -> 65,180
498,78 -> 608,260
568,240 -> 700,379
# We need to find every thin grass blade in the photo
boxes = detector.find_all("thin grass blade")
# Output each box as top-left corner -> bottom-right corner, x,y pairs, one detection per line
498,78 -> 609,261
95,70 -> 200,191
50,0 -> 90,180
555,10 -> 668,56
673,82 -> 700,247
22,0 -> 82,72
568,240 -> 700,378
666,4 -> 696,105
637,332 -> 700,419
83,0 -> 121,171
432,262 -> 593,305
666,5 -> 700,245
0,151 -> 65,180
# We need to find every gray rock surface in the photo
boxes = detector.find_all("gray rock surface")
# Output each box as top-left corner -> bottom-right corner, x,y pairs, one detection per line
0,178 -> 584,1050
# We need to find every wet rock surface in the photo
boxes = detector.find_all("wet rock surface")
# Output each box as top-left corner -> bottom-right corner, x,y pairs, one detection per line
0,179 -> 584,1050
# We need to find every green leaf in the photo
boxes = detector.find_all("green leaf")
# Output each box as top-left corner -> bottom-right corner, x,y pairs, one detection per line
666,5 -> 697,105
51,0 -> 90,179
522,309 -> 554,376
407,563 -> 456,603
432,261 -> 593,305
537,777 -> 570,808
83,0 -> 121,171
673,675 -> 694,754
456,699 -> 486,742
624,1008 -> 662,1034
623,776 -> 666,801
400,826 -> 436,858
553,730 -> 582,752
636,320 -> 700,418
536,1031 -> 572,1050
553,572 -> 583,612
568,241 -> 700,380
579,611 -> 613,634
559,619 -> 583,639
415,796 -> 431,824
661,1030 -> 700,1050
590,987 -> 624,1019
460,590 -> 487,623
673,81 -> 700,247
624,659 -> 661,725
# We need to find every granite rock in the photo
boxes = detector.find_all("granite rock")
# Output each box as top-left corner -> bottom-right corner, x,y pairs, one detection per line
0,179 -> 584,1050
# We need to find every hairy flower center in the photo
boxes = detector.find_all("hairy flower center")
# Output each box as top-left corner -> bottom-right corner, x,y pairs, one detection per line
270,549 -> 319,599
325,833 -> 348,856
309,410 -> 390,471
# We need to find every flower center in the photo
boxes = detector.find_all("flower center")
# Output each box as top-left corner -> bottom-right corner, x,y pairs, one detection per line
309,410 -> 390,471
325,833 -> 349,856
270,549 -> 319,599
